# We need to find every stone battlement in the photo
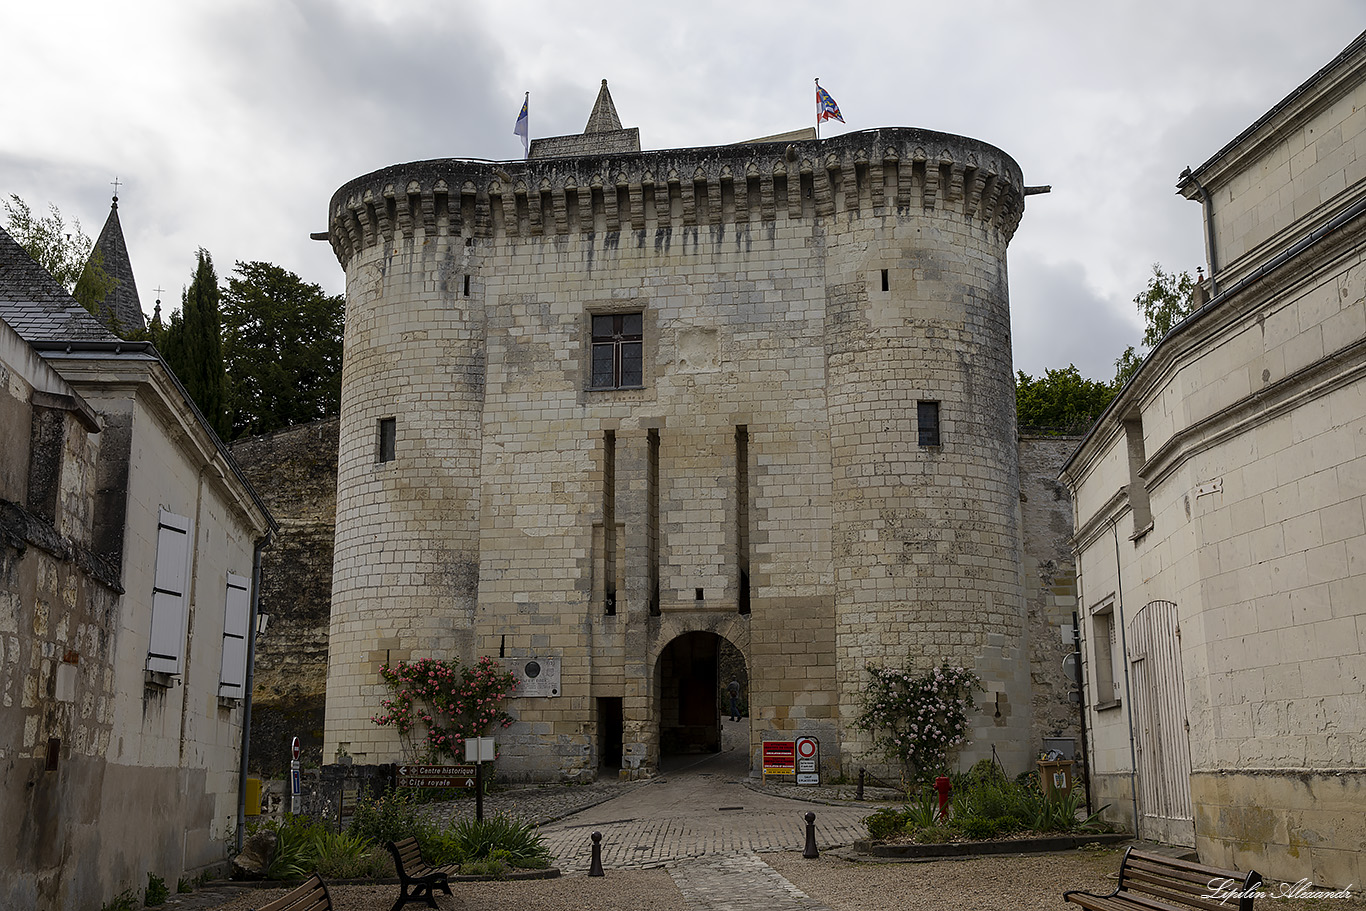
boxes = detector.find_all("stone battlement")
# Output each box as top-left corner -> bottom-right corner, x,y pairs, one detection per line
326,127 -> 1025,268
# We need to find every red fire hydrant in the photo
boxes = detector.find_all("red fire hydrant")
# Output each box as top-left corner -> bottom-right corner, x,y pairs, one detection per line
934,776 -> 952,821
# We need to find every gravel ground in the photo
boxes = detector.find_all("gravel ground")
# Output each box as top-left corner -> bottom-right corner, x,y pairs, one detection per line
183,869 -> 686,911
171,845 -> 1366,911
770,848 -> 1366,911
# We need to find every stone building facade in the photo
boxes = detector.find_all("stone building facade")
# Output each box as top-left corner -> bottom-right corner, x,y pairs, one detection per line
0,227 -> 273,909
321,90 -> 1071,782
1062,32 -> 1366,888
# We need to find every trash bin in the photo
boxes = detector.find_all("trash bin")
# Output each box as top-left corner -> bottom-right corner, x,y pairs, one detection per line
1038,759 -> 1074,798
245,777 -> 263,816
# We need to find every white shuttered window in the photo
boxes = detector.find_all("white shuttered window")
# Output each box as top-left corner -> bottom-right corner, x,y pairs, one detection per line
147,509 -> 193,674
219,573 -> 251,698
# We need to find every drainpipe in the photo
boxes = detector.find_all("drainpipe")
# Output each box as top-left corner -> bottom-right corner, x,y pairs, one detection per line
1072,610 -> 1093,817
1111,520 -> 1141,839
1179,167 -> 1219,298
236,532 -> 270,854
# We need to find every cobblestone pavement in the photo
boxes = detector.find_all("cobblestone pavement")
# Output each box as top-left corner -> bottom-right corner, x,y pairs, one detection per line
535,719 -> 875,875
670,853 -> 834,911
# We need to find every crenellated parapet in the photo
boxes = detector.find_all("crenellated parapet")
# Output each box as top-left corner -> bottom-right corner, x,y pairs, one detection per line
326,127 -> 1025,268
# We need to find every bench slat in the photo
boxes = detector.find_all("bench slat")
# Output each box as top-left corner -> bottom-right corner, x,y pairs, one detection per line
1064,849 -> 1260,911
254,874 -> 332,911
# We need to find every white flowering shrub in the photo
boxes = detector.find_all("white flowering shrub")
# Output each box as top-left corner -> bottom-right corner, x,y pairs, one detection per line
854,662 -> 980,785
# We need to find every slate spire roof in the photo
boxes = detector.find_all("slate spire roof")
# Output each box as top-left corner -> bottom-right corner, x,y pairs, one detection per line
0,225 -> 118,342
584,79 -> 623,134
83,196 -> 147,335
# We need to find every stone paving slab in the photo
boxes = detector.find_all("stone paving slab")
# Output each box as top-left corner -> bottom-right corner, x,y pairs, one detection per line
670,854 -> 833,911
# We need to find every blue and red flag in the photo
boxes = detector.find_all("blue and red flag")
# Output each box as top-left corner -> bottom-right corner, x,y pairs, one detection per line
513,93 -> 529,158
815,81 -> 844,124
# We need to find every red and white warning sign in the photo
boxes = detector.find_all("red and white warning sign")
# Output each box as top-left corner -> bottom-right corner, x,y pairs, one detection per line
795,736 -> 819,784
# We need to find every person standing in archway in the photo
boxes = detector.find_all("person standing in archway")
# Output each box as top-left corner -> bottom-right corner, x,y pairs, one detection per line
727,678 -> 741,722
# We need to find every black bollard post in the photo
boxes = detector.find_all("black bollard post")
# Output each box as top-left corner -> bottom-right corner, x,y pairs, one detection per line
856,768 -> 865,801
802,811 -> 819,859
589,831 -> 605,877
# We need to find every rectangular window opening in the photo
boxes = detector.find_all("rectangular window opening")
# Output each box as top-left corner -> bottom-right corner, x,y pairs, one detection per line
591,312 -> 644,389
648,429 -> 661,616
881,269 -> 889,292
917,401 -> 940,447
695,587 -> 704,602
736,425 -> 750,615
604,430 -> 617,616
1124,417 -> 1153,535
463,274 -> 471,297
1091,601 -> 1120,709
378,417 -> 397,463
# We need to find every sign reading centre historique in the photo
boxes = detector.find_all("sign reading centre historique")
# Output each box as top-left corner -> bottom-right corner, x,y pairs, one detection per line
397,765 -> 477,788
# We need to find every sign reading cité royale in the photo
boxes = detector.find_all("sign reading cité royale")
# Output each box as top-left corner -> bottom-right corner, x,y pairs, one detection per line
397,764 -> 478,788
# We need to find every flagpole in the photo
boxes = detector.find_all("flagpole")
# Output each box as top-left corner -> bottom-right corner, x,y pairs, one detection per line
814,78 -> 821,140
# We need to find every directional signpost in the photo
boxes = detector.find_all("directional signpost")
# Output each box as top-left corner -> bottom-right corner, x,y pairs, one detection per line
396,764 -> 477,789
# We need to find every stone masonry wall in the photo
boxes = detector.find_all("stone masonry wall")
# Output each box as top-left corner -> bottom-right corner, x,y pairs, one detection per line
1018,435 -> 1084,759
230,418 -> 337,774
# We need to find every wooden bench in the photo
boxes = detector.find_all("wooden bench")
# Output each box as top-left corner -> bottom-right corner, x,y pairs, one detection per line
386,836 -> 460,911
255,873 -> 333,911
1064,846 -> 1263,911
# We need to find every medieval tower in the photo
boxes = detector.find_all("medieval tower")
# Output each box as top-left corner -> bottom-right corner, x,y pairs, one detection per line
322,84 -> 1041,781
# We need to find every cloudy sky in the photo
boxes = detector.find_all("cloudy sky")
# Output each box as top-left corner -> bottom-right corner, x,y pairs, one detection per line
3,1 -> 1362,380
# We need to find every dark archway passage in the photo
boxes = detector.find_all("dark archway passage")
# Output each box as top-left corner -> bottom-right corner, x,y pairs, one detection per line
656,631 -> 727,756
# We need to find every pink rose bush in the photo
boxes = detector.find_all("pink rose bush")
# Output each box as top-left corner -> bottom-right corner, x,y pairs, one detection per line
372,656 -> 518,761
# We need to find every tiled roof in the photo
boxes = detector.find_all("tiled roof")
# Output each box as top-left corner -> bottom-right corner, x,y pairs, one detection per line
0,226 -> 118,343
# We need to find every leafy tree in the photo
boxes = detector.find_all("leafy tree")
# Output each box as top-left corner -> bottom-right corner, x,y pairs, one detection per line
1112,345 -> 1142,389
220,261 -> 345,438
2,194 -> 114,314
161,249 -> 230,439
1109,264 -> 1200,388
1015,365 -> 1117,433
1135,264 -> 1198,349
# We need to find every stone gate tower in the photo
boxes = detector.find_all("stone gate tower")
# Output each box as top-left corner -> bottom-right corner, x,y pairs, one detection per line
323,85 -> 1036,781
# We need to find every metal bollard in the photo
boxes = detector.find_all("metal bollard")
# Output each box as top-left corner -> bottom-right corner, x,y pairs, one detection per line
802,811 -> 818,859
589,831 -> 605,877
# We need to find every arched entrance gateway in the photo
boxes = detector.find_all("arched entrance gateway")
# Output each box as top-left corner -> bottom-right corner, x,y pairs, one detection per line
654,632 -> 749,761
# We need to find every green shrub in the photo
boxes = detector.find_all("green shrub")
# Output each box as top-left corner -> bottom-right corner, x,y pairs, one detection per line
312,829 -> 392,879
446,815 -> 551,867
458,857 -> 509,878
954,815 -> 1001,840
349,790 -> 434,849
864,807 -> 910,839
144,872 -> 169,907
99,889 -> 139,911
256,814 -> 325,880
176,877 -> 192,894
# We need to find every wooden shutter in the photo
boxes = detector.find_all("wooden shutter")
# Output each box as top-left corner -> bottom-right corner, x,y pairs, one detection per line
147,509 -> 192,674
219,573 -> 251,698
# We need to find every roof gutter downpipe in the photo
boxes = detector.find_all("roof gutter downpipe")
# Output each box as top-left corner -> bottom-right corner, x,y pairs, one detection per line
1112,519 -> 1142,839
1180,167 -> 1219,297
236,532 -> 271,854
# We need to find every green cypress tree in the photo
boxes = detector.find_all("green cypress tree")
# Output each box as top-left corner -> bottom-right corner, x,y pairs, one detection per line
163,249 -> 230,440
